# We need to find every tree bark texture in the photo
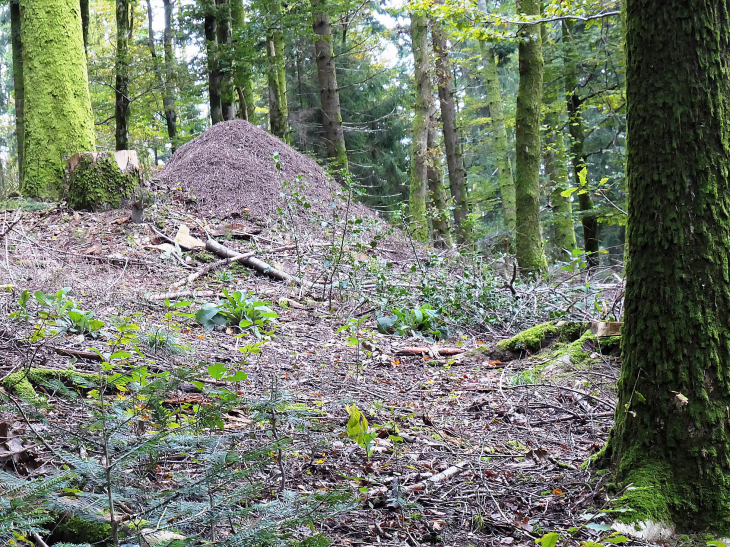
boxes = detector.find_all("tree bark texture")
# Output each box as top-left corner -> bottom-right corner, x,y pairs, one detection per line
432,20 -> 468,244
20,0 -> 94,198
542,24 -> 576,260
427,119 -> 453,248
115,0 -> 131,150
216,0 -> 236,121
514,0 -> 546,273
608,0 -> 730,531
563,20 -> 599,268
231,0 -> 256,122
409,12 -> 429,241
10,0 -> 23,185
267,0 -> 288,140
312,0 -> 347,169
80,0 -> 89,53
162,0 -> 178,151
204,2 -> 222,125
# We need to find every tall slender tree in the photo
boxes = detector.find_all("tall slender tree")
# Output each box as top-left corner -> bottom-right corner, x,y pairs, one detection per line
267,0 -> 289,140
216,0 -> 236,120
231,0 -> 256,122
115,0 -> 132,150
427,116 -> 453,248
563,20 -> 599,268
514,0 -> 546,273
204,0 -> 223,125
609,0 -> 730,531
432,20 -> 468,243
162,0 -> 178,151
10,0 -> 23,185
409,12 -> 430,241
312,0 -> 347,169
20,0 -> 94,198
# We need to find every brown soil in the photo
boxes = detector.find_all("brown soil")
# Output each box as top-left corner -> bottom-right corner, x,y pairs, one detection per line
156,120 -> 374,224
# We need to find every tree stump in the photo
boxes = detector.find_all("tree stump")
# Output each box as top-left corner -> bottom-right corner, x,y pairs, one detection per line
66,151 -> 140,211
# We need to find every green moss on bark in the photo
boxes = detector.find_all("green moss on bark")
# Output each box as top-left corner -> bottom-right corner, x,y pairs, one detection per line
50,515 -> 112,546
20,0 -> 95,199
3,368 -> 101,399
494,321 -> 590,358
409,13 -> 429,241
611,0 -> 730,532
67,153 -> 139,211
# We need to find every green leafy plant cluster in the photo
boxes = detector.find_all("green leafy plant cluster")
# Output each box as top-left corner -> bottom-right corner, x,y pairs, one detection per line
195,290 -> 278,338
376,304 -> 449,340
11,287 -> 105,338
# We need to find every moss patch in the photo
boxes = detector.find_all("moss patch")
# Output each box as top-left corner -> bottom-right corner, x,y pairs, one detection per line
493,321 -> 590,360
3,368 -> 101,399
67,153 -> 139,211
49,515 -> 112,546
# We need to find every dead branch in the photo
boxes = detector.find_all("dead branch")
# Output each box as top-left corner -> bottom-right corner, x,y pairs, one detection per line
53,346 -> 103,361
395,347 -> 466,356
145,289 -> 217,301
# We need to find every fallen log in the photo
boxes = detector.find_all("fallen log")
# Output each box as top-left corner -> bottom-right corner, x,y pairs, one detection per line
395,347 -> 466,356
206,239 -> 303,285
171,250 -> 257,289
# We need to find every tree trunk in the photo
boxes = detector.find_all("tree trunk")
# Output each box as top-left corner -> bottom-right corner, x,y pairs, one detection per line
563,20 -> 599,269
231,0 -> 256,122
427,120 -> 453,248
312,0 -> 347,169
267,0 -> 288,140
67,151 -> 140,210
432,20 -> 468,244
20,0 -> 94,198
205,2 -> 222,125
608,0 -> 730,531
542,23 -> 576,260
80,0 -> 89,54
216,0 -> 236,120
514,0 -> 546,273
409,12 -> 429,241
10,1 -> 23,186
115,0 -> 131,150
162,0 -> 178,151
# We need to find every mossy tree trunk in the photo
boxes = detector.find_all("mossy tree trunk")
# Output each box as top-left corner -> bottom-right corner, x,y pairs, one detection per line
609,0 -> 730,531
231,0 -> 256,123
432,20 -> 468,244
67,151 -> 140,211
542,23 -> 576,260
20,0 -> 95,199
312,0 -> 347,170
267,0 -> 289,141
426,120 -> 453,248
204,1 -> 222,125
162,0 -> 178,152
115,0 -> 132,150
409,12 -> 429,241
514,0 -> 547,273
563,20 -> 599,269
10,0 -> 23,186
216,0 -> 236,121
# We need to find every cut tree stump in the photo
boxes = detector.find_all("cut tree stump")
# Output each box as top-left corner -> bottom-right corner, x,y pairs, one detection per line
66,151 -> 140,211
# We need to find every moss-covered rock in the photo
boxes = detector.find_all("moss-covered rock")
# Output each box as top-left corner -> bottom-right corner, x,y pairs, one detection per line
67,152 -> 140,211
492,321 -> 590,360
3,368 -> 101,399
49,515 -> 112,546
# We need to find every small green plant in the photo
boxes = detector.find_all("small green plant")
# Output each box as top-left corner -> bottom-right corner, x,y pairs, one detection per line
12,288 -> 105,338
337,316 -> 374,375
195,290 -> 278,338
216,269 -> 234,283
345,404 -> 377,459
376,304 -> 449,340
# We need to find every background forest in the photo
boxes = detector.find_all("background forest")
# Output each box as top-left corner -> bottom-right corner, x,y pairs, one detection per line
0,0 -> 625,268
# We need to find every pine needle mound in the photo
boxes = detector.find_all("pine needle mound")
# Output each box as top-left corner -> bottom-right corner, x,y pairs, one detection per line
156,119 -> 375,224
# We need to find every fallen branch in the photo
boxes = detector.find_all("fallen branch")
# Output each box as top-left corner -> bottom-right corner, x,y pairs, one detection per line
407,461 -> 469,491
145,289 -> 217,301
395,347 -> 466,356
53,347 -> 103,361
148,224 -> 195,252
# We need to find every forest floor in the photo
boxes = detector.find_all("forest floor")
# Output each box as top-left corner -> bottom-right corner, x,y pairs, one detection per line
0,187 -> 663,547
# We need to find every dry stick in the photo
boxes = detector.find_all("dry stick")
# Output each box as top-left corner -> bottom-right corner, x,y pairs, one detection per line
145,289 -> 217,301
395,347 -> 466,356
171,249 -> 258,289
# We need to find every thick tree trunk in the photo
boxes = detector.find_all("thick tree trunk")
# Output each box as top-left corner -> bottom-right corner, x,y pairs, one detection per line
514,0 -> 546,273
115,0 -> 131,150
205,3 -> 222,125
231,0 -> 256,122
216,0 -> 236,120
20,0 -> 94,198
267,0 -> 288,140
67,151 -> 140,211
409,12 -> 429,241
10,1 -> 23,186
563,20 -> 599,269
432,20 -> 468,244
80,0 -> 89,54
542,24 -> 576,260
482,46 -> 516,236
608,0 -> 730,531
312,0 -> 347,169
162,0 -> 178,151
427,121 -> 453,248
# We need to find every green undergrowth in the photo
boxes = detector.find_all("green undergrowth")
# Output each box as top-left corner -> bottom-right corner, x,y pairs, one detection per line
2,368 -> 102,399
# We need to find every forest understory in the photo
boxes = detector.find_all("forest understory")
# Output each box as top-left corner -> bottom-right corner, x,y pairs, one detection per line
0,184 -> 669,547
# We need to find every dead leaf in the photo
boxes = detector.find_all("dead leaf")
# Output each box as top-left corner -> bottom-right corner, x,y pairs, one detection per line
174,224 -> 205,250
114,215 -> 131,224
84,244 -> 102,255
